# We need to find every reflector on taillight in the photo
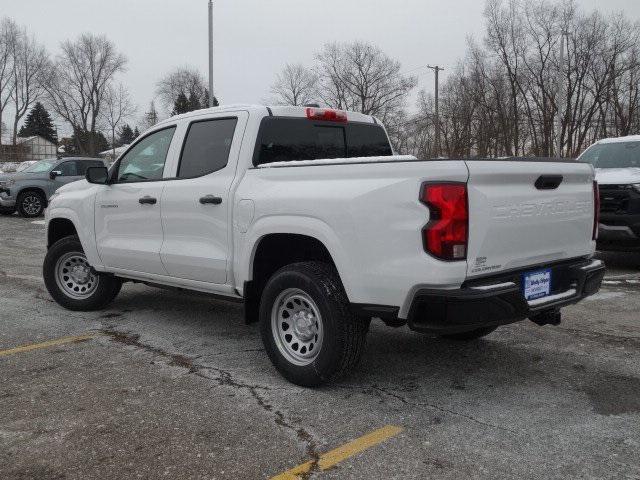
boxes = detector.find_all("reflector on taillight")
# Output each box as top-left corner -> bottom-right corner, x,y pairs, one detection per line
593,180 -> 600,240
420,183 -> 468,261
305,107 -> 348,123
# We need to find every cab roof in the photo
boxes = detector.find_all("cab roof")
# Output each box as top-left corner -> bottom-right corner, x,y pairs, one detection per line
155,104 -> 377,126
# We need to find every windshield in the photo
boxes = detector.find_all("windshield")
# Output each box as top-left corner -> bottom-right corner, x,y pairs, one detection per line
579,141 -> 640,169
23,159 -> 57,173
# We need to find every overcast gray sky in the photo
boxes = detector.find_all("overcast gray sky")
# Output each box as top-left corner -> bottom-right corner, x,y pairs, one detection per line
3,0 -> 640,135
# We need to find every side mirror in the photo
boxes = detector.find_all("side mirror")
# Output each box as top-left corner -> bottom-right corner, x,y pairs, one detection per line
86,166 -> 109,185
49,170 -> 61,179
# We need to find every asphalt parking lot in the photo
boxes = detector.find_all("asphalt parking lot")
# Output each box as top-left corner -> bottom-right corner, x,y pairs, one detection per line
1,214 -> 639,479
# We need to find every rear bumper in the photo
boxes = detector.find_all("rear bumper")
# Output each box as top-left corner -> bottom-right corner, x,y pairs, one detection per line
404,257 -> 605,334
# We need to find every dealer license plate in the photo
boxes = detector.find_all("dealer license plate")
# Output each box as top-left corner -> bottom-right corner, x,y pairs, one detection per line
523,269 -> 551,301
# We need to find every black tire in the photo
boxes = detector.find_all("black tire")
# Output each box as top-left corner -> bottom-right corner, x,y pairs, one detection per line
259,262 -> 367,387
17,190 -> 45,217
440,326 -> 498,341
0,206 -> 15,215
43,235 -> 122,311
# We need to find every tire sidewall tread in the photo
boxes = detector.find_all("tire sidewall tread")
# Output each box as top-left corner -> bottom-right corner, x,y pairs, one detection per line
259,261 -> 366,387
43,235 -> 121,311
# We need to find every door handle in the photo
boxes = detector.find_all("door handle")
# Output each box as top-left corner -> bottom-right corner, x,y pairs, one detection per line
199,195 -> 222,205
139,196 -> 157,205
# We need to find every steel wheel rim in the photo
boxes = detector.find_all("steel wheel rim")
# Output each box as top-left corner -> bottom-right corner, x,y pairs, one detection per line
22,195 -> 42,215
54,252 -> 99,299
271,288 -> 323,366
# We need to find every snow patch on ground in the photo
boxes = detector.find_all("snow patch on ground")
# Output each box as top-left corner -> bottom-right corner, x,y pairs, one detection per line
585,291 -> 626,301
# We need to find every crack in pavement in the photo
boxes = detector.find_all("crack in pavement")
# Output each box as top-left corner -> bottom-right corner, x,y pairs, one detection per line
336,383 -> 516,434
98,327 -> 322,467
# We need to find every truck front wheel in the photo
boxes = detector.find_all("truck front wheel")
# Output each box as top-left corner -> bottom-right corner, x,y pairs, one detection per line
43,235 -> 122,311
259,262 -> 367,387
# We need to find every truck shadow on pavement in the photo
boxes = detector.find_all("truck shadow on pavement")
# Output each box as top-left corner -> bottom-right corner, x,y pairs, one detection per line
91,284 -> 640,419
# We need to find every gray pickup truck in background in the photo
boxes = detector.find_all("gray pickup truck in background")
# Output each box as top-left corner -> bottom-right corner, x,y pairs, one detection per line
0,157 -> 106,217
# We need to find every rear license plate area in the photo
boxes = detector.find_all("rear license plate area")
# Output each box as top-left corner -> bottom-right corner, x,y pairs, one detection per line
523,269 -> 551,301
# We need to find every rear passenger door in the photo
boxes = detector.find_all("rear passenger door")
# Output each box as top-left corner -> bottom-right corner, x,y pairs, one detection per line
160,112 -> 247,284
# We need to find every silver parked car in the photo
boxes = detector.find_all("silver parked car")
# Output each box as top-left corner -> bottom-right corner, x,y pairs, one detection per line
0,157 -> 106,217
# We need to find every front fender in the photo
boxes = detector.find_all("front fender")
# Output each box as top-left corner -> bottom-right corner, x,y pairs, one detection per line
46,205 -> 103,270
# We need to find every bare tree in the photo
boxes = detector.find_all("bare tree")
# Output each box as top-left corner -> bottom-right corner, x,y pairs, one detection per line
45,33 -> 126,155
315,41 -> 417,121
9,29 -> 48,145
0,18 -> 18,145
100,83 -> 136,157
156,66 -> 214,113
269,63 -> 318,106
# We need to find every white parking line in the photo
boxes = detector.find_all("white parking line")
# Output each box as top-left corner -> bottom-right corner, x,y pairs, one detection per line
31,220 -> 45,225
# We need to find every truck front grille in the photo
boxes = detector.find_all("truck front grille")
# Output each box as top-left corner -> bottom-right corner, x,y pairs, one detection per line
599,185 -> 630,214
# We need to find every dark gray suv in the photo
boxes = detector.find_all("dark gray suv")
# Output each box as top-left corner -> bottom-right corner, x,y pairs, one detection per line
0,157 -> 106,217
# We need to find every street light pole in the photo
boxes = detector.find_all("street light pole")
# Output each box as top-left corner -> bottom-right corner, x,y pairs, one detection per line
427,65 -> 445,158
208,0 -> 215,107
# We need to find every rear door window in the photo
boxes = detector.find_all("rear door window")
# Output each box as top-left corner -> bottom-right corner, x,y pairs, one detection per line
255,118 -> 391,166
347,123 -> 393,157
178,118 -> 238,178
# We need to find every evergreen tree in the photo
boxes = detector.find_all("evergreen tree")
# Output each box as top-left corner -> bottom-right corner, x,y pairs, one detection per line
171,91 -> 191,116
143,101 -> 159,130
203,88 -> 219,108
69,128 -> 109,156
117,123 -> 135,145
17,102 -> 58,144
133,127 -> 140,139
187,90 -> 202,111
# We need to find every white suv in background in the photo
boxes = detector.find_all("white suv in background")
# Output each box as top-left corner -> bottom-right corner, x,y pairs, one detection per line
579,136 -> 640,251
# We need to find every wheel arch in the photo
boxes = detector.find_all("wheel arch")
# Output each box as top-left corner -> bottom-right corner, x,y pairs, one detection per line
47,217 -> 78,248
46,208 -> 104,270
239,220 -> 354,324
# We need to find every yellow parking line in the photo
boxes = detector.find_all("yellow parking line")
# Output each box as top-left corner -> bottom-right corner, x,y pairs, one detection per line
271,425 -> 403,479
0,334 -> 97,357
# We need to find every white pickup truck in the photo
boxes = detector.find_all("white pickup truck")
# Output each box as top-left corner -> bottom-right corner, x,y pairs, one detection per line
43,105 -> 605,386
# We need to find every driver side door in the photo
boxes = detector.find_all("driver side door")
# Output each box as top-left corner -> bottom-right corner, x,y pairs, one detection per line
94,126 -> 178,276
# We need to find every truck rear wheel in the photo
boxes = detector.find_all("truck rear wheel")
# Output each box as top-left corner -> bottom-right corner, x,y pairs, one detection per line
259,262 -> 367,387
440,326 -> 498,341
43,235 -> 122,311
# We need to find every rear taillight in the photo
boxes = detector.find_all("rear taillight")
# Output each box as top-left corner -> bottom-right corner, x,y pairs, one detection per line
420,183 -> 468,261
305,107 -> 347,123
593,181 -> 600,240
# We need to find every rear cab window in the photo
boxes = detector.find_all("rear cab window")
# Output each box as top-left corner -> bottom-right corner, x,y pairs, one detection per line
254,117 -> 392,166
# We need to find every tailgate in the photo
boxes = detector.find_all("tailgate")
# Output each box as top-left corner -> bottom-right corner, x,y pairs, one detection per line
465,161 -> 595,278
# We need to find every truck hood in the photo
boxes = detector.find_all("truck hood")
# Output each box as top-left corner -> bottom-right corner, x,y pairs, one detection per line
0,172 -> 42,182
56,179 -> 89,194
595,167 -> 640,185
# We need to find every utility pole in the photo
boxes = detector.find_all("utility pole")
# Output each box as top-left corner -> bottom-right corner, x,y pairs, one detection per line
208,0 -> 215,107
427,65 -> 444,158
556,30 -> 567,158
